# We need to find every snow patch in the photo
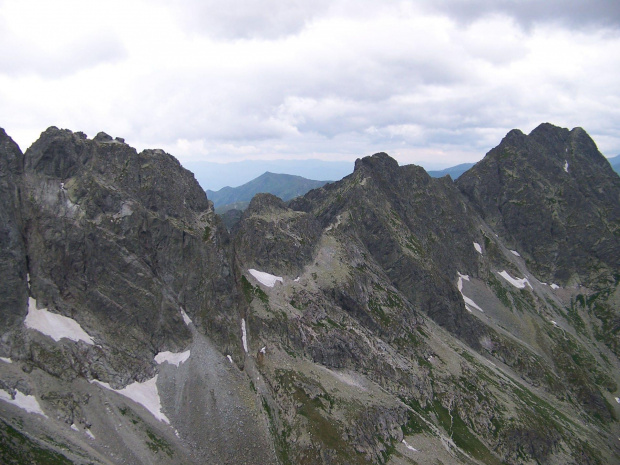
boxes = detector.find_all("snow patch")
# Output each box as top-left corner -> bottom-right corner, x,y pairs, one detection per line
27,273 -> 31,289
260,346 -> 266,354
180,308 -> 192,326
550,283 -> 560,290
86,429 -> 96,440
550,320 -> 558,327
498,271 -> 532,289
0,389 -> 47,417
473,242 -> 482,254
510,250 -> 521,257
294,277 -> 300,282
457,272 -> 469,292
155,350 -> 190,367
457,272 -> 484,313
402,439 -> 418,452
248,269 -> 283,287
241,319 -> 248,353
615,397 -> 620,404
0,357 -> 12,364
93,376 -> 169,424
564,160 -> 569,173
71,423 -> 79,431
227,355 -> 234,364
25,297 -> 94,345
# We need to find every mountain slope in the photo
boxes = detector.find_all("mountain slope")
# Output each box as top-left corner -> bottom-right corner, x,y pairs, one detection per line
1,124 -> 619,465
206,171 -> 330,209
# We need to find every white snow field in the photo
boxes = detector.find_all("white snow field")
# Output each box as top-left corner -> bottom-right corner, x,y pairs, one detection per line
473,242 -> 482,254
498,271 -> 532,289
248,269 -> 283,287
25,297 -> 94,344
457,273 -> 484,312
402,439 -> 418,451
93,376 -> 170,423
155,350 -> 191,367
180,307 -> 192,325
242,318 -> 248,352
0,389 -> 47,417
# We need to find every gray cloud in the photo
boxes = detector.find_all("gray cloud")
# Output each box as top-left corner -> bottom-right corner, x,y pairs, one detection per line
0,26 -> 126,78
427,0 -> 620,30
1,0 -> 619,171
158,0 -> 332,39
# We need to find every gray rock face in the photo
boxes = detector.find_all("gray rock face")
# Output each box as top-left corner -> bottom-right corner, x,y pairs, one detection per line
17,127 -> 244,382
0,129 -> 27,355
233,193 -> 323,276
457,123 -> 620,286
291,152 -> 487,346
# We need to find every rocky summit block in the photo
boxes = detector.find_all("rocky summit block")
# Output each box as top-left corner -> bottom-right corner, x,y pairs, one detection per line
457,122 -> 620,287
10,127 -> 244,383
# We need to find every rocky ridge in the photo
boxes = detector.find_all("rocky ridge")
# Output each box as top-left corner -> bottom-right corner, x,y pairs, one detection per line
0,123 -> 619,465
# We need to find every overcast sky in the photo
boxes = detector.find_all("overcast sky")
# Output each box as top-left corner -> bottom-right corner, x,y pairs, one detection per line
1,0 -> 619,169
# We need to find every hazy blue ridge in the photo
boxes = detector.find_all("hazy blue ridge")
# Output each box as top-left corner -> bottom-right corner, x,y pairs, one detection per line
608,154 -> 620,175
427,162 -> 475,179
185,159 -> 352,191
207,171 -> 330,209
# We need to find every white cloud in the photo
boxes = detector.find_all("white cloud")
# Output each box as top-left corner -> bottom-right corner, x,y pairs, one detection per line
1,0 -> 619,168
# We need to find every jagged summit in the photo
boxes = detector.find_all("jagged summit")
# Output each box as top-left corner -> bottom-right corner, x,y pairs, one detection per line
457,123 -> 620,285
353,151 -> 399,173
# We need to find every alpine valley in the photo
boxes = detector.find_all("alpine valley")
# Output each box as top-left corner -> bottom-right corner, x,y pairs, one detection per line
1,123 -> 620,465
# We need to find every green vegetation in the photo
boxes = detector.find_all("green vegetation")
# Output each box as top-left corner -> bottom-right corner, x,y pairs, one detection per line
573,288 -> 620,356
145,429 -> 173,457
368,296 -> 390,325
432,400 -> 502,465
400,410 -> 427,435
275,369 -> 366,465
405,235 -> 423,255
488,274 -> 511,309
202,225 -> 212,242
0,420 -> 73,465
241,275 -> 269,304
262,398 -> 292,465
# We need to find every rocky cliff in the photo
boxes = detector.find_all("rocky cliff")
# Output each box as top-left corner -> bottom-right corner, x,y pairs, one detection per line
457,123 -> 620,287
1,124 -> 619,465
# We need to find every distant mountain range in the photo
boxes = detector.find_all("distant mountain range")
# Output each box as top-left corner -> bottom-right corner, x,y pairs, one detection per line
184,159 -> 352,191
207,171 -> 330,212
426,162 -> 476,179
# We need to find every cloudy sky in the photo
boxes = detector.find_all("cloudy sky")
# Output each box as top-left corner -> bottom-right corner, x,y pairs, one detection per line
1,0 -> 619,169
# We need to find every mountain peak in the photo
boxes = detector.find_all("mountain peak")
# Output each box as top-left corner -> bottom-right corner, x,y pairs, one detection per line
457,124 -> 620,285
354,151 -> 399,173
